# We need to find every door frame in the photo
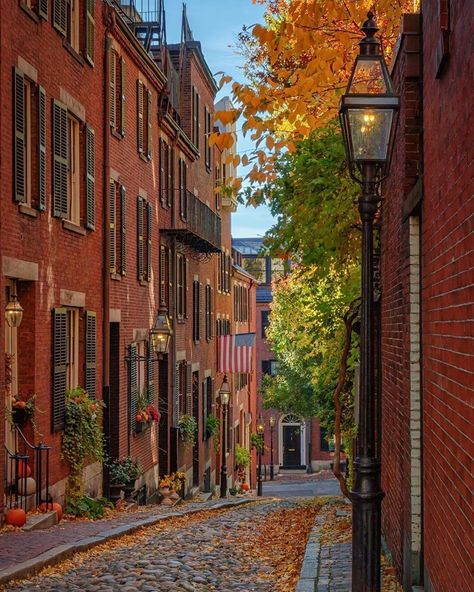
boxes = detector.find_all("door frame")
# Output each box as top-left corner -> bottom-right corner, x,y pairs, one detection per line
278,414 -> 306,467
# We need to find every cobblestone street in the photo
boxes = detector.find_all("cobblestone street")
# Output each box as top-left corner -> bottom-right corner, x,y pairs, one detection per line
5,499 -> 312,592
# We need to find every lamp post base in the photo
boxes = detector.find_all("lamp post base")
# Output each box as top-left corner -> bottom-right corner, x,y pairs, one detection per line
220,467 -> 227,498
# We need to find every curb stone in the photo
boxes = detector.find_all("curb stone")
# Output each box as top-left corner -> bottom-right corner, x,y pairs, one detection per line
295,514 -> 325,592
0,497 -> 256,587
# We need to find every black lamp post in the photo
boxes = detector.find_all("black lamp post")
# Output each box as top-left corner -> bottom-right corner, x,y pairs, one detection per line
339,12 -> 399,592
220,375 -> 231,498
256,415 -> 265,496
269,416 -> 275,480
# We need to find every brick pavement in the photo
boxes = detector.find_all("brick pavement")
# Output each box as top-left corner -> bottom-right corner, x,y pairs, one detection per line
317,542 -> 352,592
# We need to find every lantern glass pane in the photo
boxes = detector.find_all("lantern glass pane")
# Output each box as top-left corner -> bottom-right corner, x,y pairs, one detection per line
348,58 -> 387,94
348,109 -> 393,162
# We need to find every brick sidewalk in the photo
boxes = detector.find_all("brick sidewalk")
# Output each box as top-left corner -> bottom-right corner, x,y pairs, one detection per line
0,497 -> 249,575
317,541 -> 352,591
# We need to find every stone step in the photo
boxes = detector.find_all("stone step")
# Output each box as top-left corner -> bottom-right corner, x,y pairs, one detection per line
22,511 -> 58,531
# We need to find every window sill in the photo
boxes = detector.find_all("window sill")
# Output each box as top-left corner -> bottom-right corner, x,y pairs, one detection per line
63,40 -> 85,67
139,279 -> 149,287
111,128 -> 124,141
111,273 -> 122,281
139,153 -> 150,163
63,220 -> 86,235
19,2 -> 40,23
18,203 -> 38,218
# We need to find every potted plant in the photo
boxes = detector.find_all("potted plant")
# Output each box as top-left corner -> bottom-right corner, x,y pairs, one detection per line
108,457 -> 142,502
10,394 -> 38,429
235,444 -> 251,485
177,414 -> 197,446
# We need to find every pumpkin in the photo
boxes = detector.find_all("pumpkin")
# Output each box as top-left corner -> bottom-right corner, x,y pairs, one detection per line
17,460 -> 31,478
136,413 -> 143,423
17,477 -> 36,496
5,507 -> 27,527
241,483 -> 250,491
14,400 -> 26,409
39,502 -> 63,521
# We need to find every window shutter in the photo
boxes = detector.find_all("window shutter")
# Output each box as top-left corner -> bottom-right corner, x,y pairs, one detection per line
173,363 -> 180,427
146,201 -> 152,281
85,311 -> 96,398
85,125 -> 95,230
13,68 -> 25,203
186,363 -> 192,416
37,86 -> 47,211
120,185 -> 126,275
39,0 -> 48,19
160,246 -> 166,303
210,287 -> 214,339
52,100 -> 68,218
109,48 -> 116,129
159,139 -> 165,205
53,0 -> 66,35
147,343 -> 155,404
199,282 -> 203,342
184,257 -> 188,318
137,196 -> 144,280
52,308 -> 67,432
147,89 -> 152,160
109,180 -> 116,273
137,80 -> 144,154
193,280 -> 199,342
168,146 -> 174,208
85,0 -> 95,66
119,57 -> 126,136
128,344 -> 138,432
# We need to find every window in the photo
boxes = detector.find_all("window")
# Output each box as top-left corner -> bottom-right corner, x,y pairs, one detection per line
109,181 -> 126,276
67,116 -> 80,225
128,341 -> 155,432
109,49 -> 125,137
160,245 -> 171,308
261,310 -> 270,338
66,308 -> 79,389
262,360 -> 279,376
202,377 -> 213,441
234,284 -> 248,323
177,253 -> 187,320
205,284 -> 213,341
236,373 -> 249,391
243,256 -> 267,284
53,101 -> 95,227
22,0 -> 48,19
178,158 -> 187,219
192,86 -> 200,149
193,280 -> 201,343
137,80 -> 152,159
320,427 -> 330,452
137,197 -> 152,282
66,0 -> 80,51
204,106 -> 211,170
53,0 -> 94,64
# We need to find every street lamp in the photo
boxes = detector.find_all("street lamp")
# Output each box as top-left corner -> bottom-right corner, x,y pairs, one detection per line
256,415 -> 265,496
220,375 -> 231,498
339,12 -> 399,592
149,301 -> 172,358
269,416 -> 275,480
5,292 -> 23,328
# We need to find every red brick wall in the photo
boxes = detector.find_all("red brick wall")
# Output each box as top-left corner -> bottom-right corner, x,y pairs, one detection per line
0,0 -> 105,501
420,2 -> 474,590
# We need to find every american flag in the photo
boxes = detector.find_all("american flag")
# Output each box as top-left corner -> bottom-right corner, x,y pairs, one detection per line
218,333 -> 255,373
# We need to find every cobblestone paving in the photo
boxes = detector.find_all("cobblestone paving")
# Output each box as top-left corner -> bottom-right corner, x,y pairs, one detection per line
8,500 -> 298,592
317,542 -> 351,592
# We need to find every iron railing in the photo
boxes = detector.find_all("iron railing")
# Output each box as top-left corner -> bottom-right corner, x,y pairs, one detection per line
163,190 -> 221,253
4,425 -> 51,512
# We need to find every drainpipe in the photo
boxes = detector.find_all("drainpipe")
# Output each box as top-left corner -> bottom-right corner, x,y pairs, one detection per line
102,33 -> 112,495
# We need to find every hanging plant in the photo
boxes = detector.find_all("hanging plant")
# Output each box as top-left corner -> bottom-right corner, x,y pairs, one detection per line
250,432 -> 264,453
177,414 -> 197,446
62,388 -> 104,502
205,414 -> 220,449
235,444 -> 251,469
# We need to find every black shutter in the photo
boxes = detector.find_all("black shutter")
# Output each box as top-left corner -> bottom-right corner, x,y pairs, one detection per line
159,139 -> 165,205
120,185 -> 126,275
184,257 -> 188,319
186,363 -> 192,415
52,308 -> 67,432
119,56 -> 126,137
129,344 -> 138,432
53,0 -> 66,35
147,343 -> 155,404
38,0 -> 48,20
109,180 -> 116,273
168,146 -> 174,208
137,80 -> 144,154
199,282 -> 203,342
85,0 -> 95,66
160,246 -> 166,303
137,196 -> 144,280
147,89 -> 152,160
52,100 -> 68,218
109,48 -> 116,129
202,381 -> 207,441
173,362 -> 180,427
85,311 -> 96,398
38,86 -> 47,210
85,125 -> 95,229
13,68 -> 25,203
146,201 -> 152,281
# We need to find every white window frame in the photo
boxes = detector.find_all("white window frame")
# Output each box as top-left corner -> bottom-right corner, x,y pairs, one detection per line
66,308 -> 79,390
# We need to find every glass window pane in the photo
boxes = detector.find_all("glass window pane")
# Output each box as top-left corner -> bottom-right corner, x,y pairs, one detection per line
243,257 -> 267,283
348,58 -> 387,94
348,109 -> 393,162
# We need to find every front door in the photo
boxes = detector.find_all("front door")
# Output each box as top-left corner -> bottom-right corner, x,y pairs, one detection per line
283,425 -> 301,467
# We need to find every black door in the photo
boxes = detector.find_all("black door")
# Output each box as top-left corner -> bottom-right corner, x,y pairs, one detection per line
283,425 -> 301,467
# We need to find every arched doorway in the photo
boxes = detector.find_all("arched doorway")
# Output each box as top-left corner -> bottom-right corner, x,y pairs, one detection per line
279,414 -> 306,468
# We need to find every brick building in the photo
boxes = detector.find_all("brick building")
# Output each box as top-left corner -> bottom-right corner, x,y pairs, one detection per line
1,0 -> 257,518
232,238 -> 332,475
380,3 -> 473,591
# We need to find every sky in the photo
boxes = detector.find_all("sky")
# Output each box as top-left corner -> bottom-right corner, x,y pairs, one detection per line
163,0 -> 275,238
